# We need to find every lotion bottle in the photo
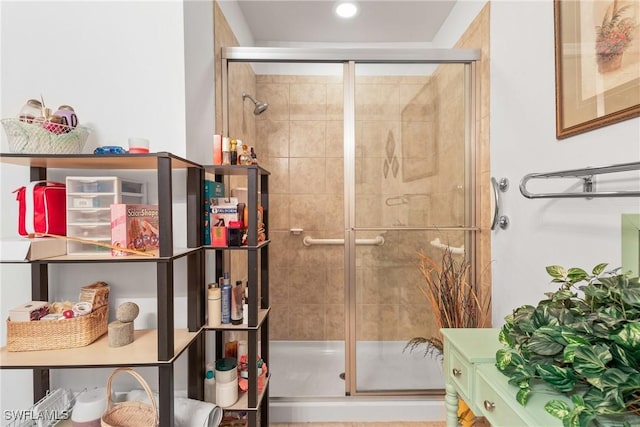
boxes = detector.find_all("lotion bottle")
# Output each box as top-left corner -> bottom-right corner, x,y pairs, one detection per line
204,363 -> 216,403
207,284 -> 221,327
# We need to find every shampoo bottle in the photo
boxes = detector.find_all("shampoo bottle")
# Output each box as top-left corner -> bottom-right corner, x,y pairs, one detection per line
221,273 -> 232,324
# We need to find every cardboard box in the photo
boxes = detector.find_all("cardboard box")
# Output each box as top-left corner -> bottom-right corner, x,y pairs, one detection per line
0,237 -> 66,261
110,204 -> 159,256
210,197 -> 239,227
9,301 -> 49,321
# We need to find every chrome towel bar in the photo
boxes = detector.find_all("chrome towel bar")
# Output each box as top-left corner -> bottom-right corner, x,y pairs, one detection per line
519,161 -> 640,199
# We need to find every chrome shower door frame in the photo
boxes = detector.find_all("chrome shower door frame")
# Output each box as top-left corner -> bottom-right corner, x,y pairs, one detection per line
222,47 -> 480,397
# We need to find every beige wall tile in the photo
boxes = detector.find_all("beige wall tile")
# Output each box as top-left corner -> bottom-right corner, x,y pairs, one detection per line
257,83 -> 290,122
289,304 -> 325,340
289,158 -> 326,194
289,265 -> 325,304
325,304 -> 345,340
269,193 -> 291,231
290,83 -> 327,121
269,303 -> 290,340
326,157 -> 344,195
326,120 -> 344,158
289,194 -> 327,231
260,157 -> 290,195
257,119 -> 290,158
290,121 -> 326,158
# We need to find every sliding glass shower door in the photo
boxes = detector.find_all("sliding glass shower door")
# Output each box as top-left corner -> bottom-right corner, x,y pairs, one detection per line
347,62 -> 476,393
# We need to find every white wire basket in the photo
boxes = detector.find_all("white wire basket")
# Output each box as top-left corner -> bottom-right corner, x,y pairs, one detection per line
2,118 -> 90,154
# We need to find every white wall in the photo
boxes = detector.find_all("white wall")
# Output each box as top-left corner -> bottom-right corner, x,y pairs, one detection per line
0,1 -> 215,418
489,1 -> 640,325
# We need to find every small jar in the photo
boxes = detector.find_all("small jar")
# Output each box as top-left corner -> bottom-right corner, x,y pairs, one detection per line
18,99 -> 44,123
54,105 -> 78,128
239,145 -> 252,165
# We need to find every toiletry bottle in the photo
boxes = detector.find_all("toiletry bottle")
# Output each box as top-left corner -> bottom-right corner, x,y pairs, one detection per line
230,139 -> 238,165
250,147 -> 258,165
242,286 -> 249,325
222,137 -> 231,165
213,134 -> 222,165
231,280 -> 244,325
204,363 -> 216,403
207,284 -> 221,327
221,273 -> 232,323
239,145 -> 252,165
235,139 -> 244,165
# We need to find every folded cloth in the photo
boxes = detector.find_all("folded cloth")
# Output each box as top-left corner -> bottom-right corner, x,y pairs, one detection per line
126,390 -> 223,427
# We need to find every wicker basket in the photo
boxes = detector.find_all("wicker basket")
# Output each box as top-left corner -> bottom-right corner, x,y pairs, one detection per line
1,118 -> 89,154
6,305 -> 108,352
101,368 -> 158,427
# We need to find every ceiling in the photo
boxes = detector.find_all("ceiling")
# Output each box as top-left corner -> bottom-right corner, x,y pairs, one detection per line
234,1 -> 457,44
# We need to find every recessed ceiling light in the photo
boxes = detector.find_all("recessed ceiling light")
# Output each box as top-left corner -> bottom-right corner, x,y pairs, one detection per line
334,1 -> 358,19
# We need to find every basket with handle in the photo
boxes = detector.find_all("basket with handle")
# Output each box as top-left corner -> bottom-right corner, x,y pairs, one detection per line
101,368 -> 158,427
1,118 -> 89,154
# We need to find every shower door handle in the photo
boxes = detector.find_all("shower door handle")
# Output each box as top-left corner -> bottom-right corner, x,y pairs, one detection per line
303,236 -> 385,246
491,177 -> 510,230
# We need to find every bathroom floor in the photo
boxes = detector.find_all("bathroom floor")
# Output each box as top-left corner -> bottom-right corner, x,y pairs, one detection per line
270,423 -> 446,426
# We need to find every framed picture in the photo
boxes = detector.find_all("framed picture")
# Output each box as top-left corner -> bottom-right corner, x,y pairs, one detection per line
554,0 -> 640,139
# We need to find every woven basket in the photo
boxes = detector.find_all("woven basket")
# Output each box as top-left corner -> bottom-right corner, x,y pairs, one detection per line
6,305 -> 108,352
1,118 -> 89,154
101,368 -> 158,427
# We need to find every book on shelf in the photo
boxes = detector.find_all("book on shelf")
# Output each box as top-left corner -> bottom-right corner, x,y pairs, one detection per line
204,176 -> 224,245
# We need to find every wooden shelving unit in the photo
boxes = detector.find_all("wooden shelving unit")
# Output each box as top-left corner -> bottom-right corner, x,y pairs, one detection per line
0,152 -> 204,427
203,164 -> 270,426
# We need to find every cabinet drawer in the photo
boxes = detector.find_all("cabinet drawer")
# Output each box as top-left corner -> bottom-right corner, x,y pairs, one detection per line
67,208 -> 112,224
449,348 -> 473,398
476,367 -> 527,427
67,224 -> 111,239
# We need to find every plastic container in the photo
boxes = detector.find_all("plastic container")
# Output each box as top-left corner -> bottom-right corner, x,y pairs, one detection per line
215,378 -> 238,408
215,357 -> 238,383
204,363 -> 216,404
207,285 -> 221,327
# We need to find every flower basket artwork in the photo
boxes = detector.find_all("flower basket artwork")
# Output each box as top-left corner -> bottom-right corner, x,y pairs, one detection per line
595,0 -> 637,73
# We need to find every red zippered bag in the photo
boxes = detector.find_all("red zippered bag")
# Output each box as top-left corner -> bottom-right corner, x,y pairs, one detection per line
13,181 -> 66,236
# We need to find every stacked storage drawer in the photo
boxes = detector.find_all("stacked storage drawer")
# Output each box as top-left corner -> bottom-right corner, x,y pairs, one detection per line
65,177 -> 147,255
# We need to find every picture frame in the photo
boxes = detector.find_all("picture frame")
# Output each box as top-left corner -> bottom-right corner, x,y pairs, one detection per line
554,0 -> 640,139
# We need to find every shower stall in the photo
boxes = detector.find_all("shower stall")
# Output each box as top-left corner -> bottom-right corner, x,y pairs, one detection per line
221,47 -> 481,422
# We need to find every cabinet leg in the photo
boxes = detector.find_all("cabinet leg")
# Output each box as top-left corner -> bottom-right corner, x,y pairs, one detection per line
445,382 -> 459,427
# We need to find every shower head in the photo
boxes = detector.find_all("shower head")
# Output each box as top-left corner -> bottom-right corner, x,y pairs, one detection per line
242,92 -> 268,115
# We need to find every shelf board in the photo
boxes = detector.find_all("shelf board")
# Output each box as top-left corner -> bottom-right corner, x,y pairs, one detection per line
0,329 -> 200,369
26,247 -> 199,263
204,308 -> 270,331
224,374 -> 270,411
0,152 -> 200,170
204,240 -> 270,251
202,164 -> 270,176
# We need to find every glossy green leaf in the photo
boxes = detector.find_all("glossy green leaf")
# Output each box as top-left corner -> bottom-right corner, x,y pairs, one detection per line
592,263 -> 608,275
567,268 -> 588,283
516,387 -> 531,406
611,323 -> 640,351
574,344 -> 612,389
529,328 -> 564,356
535,364 -> 577,392
547,265 -> 567,279
545,400 -> 571,420
498,326 -> 514,347
495,348 -> 513,371
621,287 -> 640,308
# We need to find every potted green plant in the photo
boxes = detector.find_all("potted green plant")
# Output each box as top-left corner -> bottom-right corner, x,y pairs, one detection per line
496,263 -> 640,427
406,247 -> 491,426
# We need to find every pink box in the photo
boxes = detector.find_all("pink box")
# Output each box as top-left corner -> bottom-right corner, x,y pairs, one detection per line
111,204 -> 159,256
211,226 -> 227,247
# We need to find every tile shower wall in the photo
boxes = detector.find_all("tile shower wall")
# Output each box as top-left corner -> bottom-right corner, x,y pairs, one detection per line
253,73 -> 468,342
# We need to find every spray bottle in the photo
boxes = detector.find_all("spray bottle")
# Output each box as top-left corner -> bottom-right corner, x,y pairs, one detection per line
221,273 -> 232,324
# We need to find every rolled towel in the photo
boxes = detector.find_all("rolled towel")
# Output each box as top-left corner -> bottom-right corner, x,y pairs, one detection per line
126,389 -> 223,427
